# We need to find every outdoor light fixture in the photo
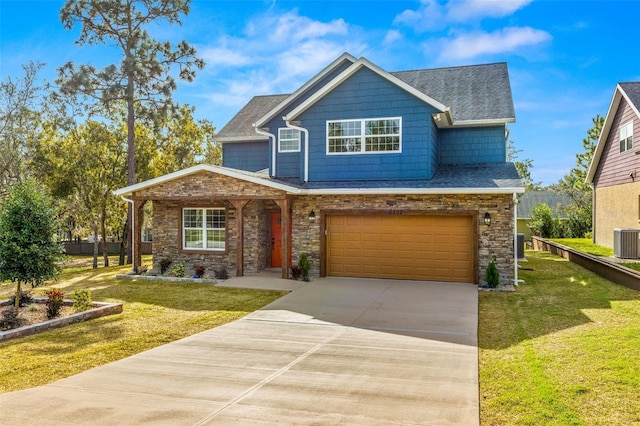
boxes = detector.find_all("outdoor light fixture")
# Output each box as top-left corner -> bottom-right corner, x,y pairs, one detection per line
308,210 -> 316,221
484,212 -> 491,226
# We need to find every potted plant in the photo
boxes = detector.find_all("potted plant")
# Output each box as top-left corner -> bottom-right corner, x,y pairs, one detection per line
298,253 -> 310,282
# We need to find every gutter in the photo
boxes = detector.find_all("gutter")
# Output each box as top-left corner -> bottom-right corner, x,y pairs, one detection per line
253,125 -> 277,177
284,119 -> 309,182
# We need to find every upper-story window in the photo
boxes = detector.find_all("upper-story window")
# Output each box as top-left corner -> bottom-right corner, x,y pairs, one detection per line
620,121 -> 633,153
327,117 -> 401,154
183,208 -> 226,251
278,128 -> 301,152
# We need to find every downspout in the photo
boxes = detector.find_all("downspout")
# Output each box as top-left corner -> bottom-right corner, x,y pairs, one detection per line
513,192 -> 519,286
591,183 -> 596,243
120,195 -> 135,273
284,118 -> 309,182
254,125 -> 277,177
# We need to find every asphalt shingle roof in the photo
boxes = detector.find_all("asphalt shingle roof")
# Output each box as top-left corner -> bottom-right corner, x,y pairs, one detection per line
620,82 -> 640,110
517,191 -> 570,219
216,94 -> 289,140
391,63 -> 514,122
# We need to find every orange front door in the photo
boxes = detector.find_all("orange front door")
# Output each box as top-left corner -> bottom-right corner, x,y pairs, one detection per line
271,212 -> 282,267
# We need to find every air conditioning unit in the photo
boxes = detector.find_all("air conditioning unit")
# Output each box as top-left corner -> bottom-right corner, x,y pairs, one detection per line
613,229 -> 640,259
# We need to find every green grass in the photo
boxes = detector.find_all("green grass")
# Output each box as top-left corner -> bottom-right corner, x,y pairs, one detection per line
480,250 -> 640,425
550,238 -> 614,257
0,257 -> 287,393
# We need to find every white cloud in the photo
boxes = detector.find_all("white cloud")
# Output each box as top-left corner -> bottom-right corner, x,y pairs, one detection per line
246,10 -> 348,44
394,0 -> 532,32
438,27 -> 551,60
199,46 -> 251,69
383,30 -> 403,46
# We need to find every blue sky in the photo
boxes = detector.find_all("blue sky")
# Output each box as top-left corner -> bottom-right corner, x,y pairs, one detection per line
2,0 -> 639,186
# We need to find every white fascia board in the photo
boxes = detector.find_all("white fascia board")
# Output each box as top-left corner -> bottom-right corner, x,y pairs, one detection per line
285,57 -> 447,121
214,135 -> 269,143
434,117 -> 516,129
586,85 -> 622,184
302,186 -> 525,195
254,52 -> 358,128
114,164 -> 302,197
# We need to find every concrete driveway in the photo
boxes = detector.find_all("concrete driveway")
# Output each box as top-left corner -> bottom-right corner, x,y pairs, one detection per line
0,277 -> 478,425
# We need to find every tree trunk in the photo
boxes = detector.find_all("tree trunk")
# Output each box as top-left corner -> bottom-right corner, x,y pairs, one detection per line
100,202 -> 109,267
14,281 -> 21,316
92,222 -> 99,269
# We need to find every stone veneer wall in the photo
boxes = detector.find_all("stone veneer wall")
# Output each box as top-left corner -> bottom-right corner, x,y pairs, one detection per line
290,193 -> 515,285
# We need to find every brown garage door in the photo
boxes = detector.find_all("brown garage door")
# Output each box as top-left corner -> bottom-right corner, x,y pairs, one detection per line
326,214 -> 474,282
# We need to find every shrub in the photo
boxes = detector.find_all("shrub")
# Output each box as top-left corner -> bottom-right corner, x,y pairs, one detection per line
0,309 -> 24,330
193,264 -> 206,278
298,253 -> 310,281
72,289 -> 93,312
45,288 -> 65,319
529,203 -> 554,238
485,261 -> 500,288
159,258 -> 172,274
290,265 -> 302,280
9,290 -> 33,307
214,266 -> 229,280
173,261 -> 186,278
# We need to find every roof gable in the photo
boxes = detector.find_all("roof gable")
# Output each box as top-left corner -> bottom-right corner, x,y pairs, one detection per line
586,82 -> 640,183
284,57 -> 448,121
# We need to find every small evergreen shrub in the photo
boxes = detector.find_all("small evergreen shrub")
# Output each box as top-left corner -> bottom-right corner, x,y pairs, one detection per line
0,309 -> 24,330
159,258 -> 172,274
9,290 -> 33,307
485,261 -> 500,288
72,289 -> 93,312
214,266 -> 229,280
173,261 -> 186,278
298,253 -> 310,281
45,288 -> 65,319
290,265 -> 302,280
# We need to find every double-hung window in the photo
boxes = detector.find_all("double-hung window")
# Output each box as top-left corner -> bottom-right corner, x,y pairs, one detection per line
620,121 -> 633,153
278,128 -> 301,152
327,117 -> 401,154
183,208 -> 225,251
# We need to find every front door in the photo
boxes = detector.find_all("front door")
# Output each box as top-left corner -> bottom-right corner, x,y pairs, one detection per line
271,212 -> 282,267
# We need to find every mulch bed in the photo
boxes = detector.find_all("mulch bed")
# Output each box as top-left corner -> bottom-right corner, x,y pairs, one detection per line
1,303 -> 74,331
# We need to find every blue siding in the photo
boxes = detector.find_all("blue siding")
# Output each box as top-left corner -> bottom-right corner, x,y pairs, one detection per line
438,126 -> 506,165
297,67 -> 440,181
266,59 -> 353,180
222,141 -> 269,172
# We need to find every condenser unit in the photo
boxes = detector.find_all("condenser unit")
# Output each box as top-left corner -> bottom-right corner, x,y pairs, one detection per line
613,229 -> 640,259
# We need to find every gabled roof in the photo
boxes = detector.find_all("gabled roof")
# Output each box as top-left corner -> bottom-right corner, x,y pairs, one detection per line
215,94 -> 289,142
217,53 -> 516,141
115,163 -> 524,197
586,82 -> 640,184
391,62 -> 515,123
283,57 -> 448,121
517,191 -> 570,219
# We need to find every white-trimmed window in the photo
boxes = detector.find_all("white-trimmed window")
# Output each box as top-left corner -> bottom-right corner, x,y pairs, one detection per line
183,208 -> 225,251
327,117 -> 401,154
278,128 -> 301,152
620,121 -> 634,153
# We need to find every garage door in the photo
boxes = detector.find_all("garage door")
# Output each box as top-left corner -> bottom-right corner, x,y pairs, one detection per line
326,214 -> 474,282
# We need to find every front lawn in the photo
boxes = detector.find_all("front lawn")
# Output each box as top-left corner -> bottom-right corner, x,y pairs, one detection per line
0,259 -> 287,393
480,250 -> 640,425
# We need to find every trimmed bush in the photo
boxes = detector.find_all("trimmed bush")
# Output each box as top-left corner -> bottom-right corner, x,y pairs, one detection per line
45,288 -> 65,319
485,261 -> 500,288
72,289 -> 93,312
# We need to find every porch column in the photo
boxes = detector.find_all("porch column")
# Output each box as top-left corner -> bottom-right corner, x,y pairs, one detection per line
133,199 -> 147,272
231,199 -> 249,277
275,198 -> 290,279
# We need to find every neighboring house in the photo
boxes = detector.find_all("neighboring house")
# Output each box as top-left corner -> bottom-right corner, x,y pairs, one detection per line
587,82 -> 640,250
517,191 -> 570,240
115,53 -> 524,285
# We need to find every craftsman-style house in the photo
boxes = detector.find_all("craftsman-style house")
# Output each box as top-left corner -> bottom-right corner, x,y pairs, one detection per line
115,53 -> 524,284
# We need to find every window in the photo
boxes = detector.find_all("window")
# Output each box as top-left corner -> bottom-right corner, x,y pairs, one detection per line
183,208 -> 225,251
278,128 -> 301,152
620,121 -> 633,153
327,117 -> 401,154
